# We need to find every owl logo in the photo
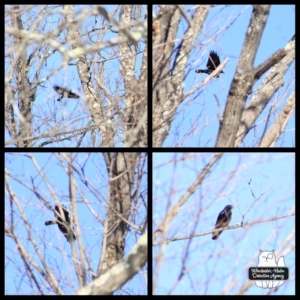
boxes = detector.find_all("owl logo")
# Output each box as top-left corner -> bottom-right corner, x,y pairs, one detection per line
255,250 -> 286,289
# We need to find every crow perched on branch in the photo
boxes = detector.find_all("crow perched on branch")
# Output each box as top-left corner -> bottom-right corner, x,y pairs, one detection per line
53,85 -> 80,102
45,204 -> 76,242
195,51 -> 224,77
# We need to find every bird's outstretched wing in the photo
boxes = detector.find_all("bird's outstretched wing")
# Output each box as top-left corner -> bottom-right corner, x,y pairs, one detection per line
207,51 -> 221,71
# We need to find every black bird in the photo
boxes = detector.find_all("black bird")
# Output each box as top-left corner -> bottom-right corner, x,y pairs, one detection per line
53,85 -> 80,102
195,51 -> 224,77
212,205 -> 233,240
45,204 -> 76,242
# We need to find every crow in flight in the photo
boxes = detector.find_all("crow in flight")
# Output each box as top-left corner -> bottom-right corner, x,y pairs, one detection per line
195,51 -> 224,77
53,85 -> 80,101
45,204 -> 76,242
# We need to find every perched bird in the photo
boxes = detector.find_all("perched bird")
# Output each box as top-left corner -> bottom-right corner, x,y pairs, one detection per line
212,205 -> 234,240
53,85 -> 80,102
45,204 -> 76,242
195,51 -> 224,77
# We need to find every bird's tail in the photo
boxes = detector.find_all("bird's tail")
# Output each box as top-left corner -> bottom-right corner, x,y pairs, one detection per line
195,69 -> 210,74
45,220 -> 56,226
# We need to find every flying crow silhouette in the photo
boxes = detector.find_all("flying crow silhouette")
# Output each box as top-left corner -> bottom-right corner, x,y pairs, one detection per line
53,85 -> 80,101
45,204 -> 76,242
195,51 -> 224,77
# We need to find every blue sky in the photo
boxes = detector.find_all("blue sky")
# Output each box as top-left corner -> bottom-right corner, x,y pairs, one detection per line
153,153 -> 295,295
5,153 -> 147,295
5,5 -> 147,147
156,5 -> 295,147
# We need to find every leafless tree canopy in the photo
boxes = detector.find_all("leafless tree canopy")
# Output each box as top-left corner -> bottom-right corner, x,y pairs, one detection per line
5,5 -> 148,148
152,153 -> 295,295
5,153 -> 148,295
152,5 -> 295,147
